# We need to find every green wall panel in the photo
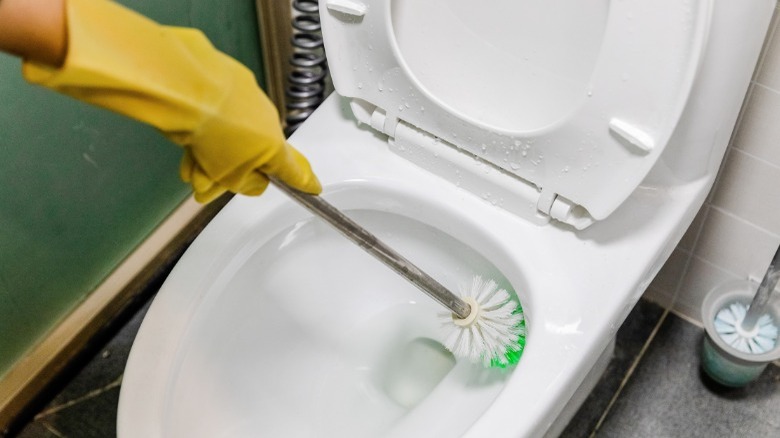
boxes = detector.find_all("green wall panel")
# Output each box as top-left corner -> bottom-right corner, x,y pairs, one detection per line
0,0 -> 265,377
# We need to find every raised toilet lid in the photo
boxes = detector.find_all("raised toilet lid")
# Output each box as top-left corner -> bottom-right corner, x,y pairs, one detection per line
320,0 -> 712,227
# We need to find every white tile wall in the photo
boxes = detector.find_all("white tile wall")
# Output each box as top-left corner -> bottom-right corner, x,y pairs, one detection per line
710,149 -> 780,235
645,4 -> 780,324
673,257 -> 741,323
733,85 -> 780,165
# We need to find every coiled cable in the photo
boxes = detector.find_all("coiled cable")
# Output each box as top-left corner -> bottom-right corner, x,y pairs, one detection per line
285,0 -> 328,136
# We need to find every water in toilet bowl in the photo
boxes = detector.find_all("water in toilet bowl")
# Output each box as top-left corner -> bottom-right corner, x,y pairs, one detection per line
159,209 -> 520,437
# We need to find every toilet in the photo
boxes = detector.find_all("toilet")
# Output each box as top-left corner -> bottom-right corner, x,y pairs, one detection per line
118,1 -> 774,437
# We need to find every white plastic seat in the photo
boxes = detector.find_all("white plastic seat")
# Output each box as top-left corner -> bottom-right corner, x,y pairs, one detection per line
321,0 -> 711,225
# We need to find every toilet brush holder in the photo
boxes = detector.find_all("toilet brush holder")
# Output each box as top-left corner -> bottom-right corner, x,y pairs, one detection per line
700,279 -> 780,387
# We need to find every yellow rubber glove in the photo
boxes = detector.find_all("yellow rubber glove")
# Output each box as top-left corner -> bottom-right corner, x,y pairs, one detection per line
21,0 -> 321,203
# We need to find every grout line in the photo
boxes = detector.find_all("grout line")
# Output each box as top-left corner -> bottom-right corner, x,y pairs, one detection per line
687,252 -> 753,284
40,420 -> 66,438
669,307 -> 705,329
753,80 -> 780,97
708,204 -> 780,239
728,139 -> 780,171
34,375 -> 123,420
589,310 -> 669,437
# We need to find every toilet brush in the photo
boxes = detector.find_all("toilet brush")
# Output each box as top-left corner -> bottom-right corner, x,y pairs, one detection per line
713,245 -> 780,354
271,178 -> 526,368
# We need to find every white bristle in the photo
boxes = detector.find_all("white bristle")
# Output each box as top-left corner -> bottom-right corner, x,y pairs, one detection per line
439,276 -> 525,366
714,302 -> 779,354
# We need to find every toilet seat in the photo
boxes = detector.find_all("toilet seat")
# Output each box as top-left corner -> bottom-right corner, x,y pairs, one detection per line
321,0 -> 712,226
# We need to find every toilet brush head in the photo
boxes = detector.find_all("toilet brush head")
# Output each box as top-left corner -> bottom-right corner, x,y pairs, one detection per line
440,276 -> 526,368
714,302 -> 778,354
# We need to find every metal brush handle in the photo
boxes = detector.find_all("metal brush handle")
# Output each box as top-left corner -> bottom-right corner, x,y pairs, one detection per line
741,245 -> 780,331
270,178 -> 471,319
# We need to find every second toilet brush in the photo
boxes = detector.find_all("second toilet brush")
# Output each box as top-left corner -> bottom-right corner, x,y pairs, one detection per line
714,245 -> 780,354
270,178 -> 526,367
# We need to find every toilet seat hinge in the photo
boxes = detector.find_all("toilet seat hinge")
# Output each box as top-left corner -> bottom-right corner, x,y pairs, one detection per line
537,190 -> 595,230
348,98 -> 398,137
367,107 -> 399,137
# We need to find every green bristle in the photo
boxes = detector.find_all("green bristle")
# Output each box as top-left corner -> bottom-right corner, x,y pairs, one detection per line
488,305 -> 527,369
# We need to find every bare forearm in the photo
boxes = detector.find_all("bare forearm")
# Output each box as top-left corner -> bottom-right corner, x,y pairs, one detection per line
0,0 -> 66,65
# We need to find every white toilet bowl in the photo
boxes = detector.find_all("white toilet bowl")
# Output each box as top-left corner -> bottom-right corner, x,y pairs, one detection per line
118,1 -> 775,437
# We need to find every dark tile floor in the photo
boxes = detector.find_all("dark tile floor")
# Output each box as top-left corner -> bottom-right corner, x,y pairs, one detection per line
13,297 -> 152,438
10,297 -> 780,437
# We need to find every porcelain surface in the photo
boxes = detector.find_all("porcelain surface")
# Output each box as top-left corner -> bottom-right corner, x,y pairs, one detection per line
118,0 -> 775,435
119,96 -> 711,437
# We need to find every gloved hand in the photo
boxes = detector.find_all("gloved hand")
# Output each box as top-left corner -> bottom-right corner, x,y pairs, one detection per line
22,0 -> 321,203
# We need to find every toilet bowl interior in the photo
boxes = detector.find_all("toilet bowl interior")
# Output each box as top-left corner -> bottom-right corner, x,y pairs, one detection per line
157,207 -> 521,437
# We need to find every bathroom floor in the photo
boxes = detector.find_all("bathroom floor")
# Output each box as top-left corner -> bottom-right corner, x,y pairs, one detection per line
9,293 -> 780,437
